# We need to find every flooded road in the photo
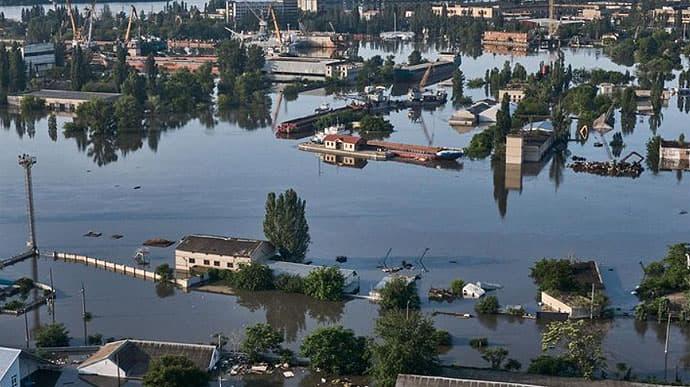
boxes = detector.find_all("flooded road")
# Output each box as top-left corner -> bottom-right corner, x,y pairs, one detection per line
1,44 -> 690,381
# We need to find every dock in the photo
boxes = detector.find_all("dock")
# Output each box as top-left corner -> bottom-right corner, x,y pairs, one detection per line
0,250 -> 36,269
298,142 -> 390,160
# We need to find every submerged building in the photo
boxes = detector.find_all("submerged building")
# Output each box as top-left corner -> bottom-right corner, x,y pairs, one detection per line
175,234 -> 276,272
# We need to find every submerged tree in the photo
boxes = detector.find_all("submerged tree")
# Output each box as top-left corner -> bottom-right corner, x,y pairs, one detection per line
541,320 -> 605,379
143,355 -> 209,387
263,189 -> 310,262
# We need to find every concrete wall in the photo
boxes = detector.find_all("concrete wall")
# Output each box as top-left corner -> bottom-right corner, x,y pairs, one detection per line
505,135 -> 523,165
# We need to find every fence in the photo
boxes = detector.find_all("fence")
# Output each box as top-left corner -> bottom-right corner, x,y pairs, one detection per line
52,252 -> 198,289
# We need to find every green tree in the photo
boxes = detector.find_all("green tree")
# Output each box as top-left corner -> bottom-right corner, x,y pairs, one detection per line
154,264 -> 173,283
114,95 -> 143,130
142,355 -> 209,387
450,279 -> 464,296
300,326 -> 368,375
48,113 -> 57,141
452,69 -> 465,101
530,258 -> 578,292
246,45 -> 266,71
379,277 -> 420,312
122,72 -> 147,107
303,267 -> 344,301
70,45 -> 91,91
241,323 -> 283,362
481,347 -> 508,369
370,311 -> 440,387
233,263 -> 274,291
35,323 -> 69,347
69,99 -> 115,134
263,189 -> 311,262
112,45 -> 128,89
541,320 -> 605,379
358,115 -> 393,132
8,43 -> 26,92
144,53 -> 157,81
475,295 -> 499,314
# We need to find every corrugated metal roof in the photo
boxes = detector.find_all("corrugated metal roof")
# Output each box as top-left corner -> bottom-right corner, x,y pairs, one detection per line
176,235 -> 269,257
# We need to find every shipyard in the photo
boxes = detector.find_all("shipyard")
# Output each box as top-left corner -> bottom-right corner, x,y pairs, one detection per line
1,0 -> 690,385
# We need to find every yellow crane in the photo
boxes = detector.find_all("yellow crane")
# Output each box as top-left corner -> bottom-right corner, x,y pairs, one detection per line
65,0 -> 80,44
125,5 -> 139,43
269,5 -> 283,46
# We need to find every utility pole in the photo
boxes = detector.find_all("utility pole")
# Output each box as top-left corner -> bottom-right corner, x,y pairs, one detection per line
49,268 -> 56,324
664,321 -> 671,379
18,154 -> 38,255
23,310 -> 30,348
590,283 -> 595,319
81,283 -> 87,346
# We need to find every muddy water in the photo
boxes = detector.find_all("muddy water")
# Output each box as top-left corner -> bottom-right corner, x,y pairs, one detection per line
1,44 -> 690,381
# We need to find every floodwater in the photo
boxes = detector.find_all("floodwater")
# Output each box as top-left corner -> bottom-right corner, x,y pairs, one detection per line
1,42 -> 690,384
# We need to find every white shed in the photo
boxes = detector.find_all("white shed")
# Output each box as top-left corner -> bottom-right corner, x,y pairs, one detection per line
462,283 -> 486,298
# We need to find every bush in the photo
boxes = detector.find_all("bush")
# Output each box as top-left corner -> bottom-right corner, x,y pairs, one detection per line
467,78 -> 486,88
450,279 -> 465,297
475,296 -> 499,314
358,115 -> 393,133
20,96 -> 45,113
3,300 -> 24,311
504,358 -> 522,371
155,264 -> 173,283
300,326 -> 368,375
233,263 -> 274,291
529,258 -> 579,293
465,128 -> 494,159
432,330 -> 452,346
527,355 -> 579,377
379,277 -> 420,311
241,323 -> 283,362
35,323 -> 70,347
303,267 -> 344,301
274,273 -> 304,293
143,355 -> 209,387
469,337 -> 488,349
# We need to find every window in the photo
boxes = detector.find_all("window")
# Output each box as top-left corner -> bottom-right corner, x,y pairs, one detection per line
12,375 -> 18,387
213,261 -> 220,267
188,258 -> 196,264
226,262 -> 234,268
203,259 -> 210,265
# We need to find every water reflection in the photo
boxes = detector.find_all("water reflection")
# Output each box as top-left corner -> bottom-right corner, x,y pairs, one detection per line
234,290 -> 344,342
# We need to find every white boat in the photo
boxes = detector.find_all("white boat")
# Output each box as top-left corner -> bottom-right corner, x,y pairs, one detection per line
436,149 -> 464,160
312,123 -> 346,143
315,103 -> 332,114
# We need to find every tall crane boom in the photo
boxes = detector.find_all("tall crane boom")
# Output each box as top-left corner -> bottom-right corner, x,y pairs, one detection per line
65,0 -> 80,43
419,63 -> 433,89
125,5 -> 139,42
269,6 -> 282,45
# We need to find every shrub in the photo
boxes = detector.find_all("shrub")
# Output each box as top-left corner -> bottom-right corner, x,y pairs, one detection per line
303,267 -> 344,301
469,337 -> 488,349
300,326 -> 368,375
450,279 -> 465,297
475,296 -> 499,314
274,273 -> 304,294
233,263 -> 274,291
432,330 -> 452,346
379,277 -> 420,311
241,323 -> 283,362
35,323 -> 70,347
527,355 -> 579,377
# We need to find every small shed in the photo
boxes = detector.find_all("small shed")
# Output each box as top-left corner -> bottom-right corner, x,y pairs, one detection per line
462,283 -> 485,298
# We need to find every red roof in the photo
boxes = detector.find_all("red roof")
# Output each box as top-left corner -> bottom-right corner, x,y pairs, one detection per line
323,134 -> 363,144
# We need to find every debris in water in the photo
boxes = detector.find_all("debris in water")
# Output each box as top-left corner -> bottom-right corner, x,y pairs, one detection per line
143,238 -> 175,247
83,231 -> 102,237
336,256 -> 347,263
133,186 -> 141,190
680,210 -> 688,215
283,371 -> 294,378
111,234 -> 124,239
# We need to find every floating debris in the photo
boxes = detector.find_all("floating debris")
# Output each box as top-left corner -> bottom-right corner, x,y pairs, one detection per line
83,231 -> 102,237
283,371 -> 294,378
569,160 -> 643,178
336,256 -> 347,263
133,248 -> 150,266
133,186 -> 141,190
432,311 -> 472,319
428,287 -> 454,301
680,210 -> 688,215
111,234 -> 124,239
143,238 -> 175,247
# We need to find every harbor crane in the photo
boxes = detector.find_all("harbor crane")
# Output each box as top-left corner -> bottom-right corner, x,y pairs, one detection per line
269,6 -> 283,45
65,0 -> 81,47
124,5 -> 140,43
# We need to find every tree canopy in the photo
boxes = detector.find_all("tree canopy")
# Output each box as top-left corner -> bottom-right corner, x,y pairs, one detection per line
263,189 -> 311,262
142,355 -> 209,387
378,277 -> 420,312
300,325 -> 368,375
303,267 -> 345,301
241,323 -> 284,362
541,320 -> 605,379
35,323 -> 69,347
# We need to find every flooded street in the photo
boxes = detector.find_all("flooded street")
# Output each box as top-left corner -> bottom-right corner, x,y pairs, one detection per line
1,43 -> 690,381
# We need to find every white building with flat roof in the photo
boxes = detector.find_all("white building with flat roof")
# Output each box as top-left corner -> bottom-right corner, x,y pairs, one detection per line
175,234 -> 275,272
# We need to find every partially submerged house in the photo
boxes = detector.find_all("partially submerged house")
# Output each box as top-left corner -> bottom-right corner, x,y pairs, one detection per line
0,346 -> 55,386
448,99 -> 516,127
540,260 -> 605,319
78,339 -> 220,379
462,283 -> 485,299
659,139 -> 690,170
369,275 -> 416,301
506,120 -> 555,164
175,235 -> 275,272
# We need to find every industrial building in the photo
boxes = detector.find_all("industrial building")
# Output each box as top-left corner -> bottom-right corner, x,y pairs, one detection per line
21,43 -> 55,75
77,339 -> 220,378
498,84 -> 527,103
297,0 -> 341,12
431,3 -> 498,19
264,57 -> 361,81
175,235 -> 276,272
659,139 -> 690,171
227,0 -> 298,26
7,89 -> 121,111
482,31 -> 532,48
505,120 -> 555,164
268,260 -> 360,293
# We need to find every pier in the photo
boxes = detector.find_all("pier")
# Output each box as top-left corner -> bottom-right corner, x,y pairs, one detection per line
0,250 -> 35,269
52,252 -> 201,290
298,142 -> 390,160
